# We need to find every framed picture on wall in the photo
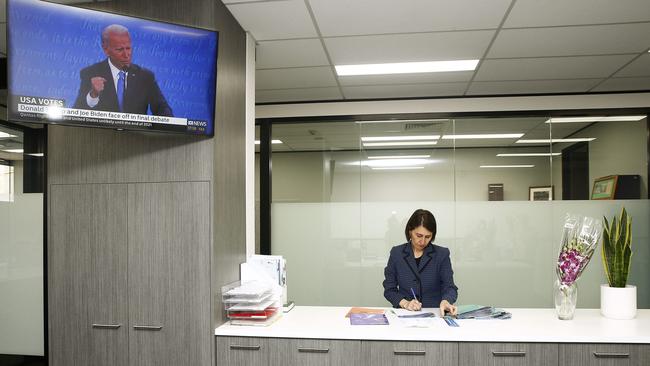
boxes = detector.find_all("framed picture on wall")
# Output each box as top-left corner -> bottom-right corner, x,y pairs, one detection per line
591,175 -> 618,200
529,186 -> 554,201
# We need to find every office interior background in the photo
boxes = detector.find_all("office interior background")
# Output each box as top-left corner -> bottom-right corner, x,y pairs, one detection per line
1,0 -> 649,363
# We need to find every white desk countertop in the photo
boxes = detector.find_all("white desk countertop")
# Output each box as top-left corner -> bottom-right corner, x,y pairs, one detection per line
215,306 -> 650,343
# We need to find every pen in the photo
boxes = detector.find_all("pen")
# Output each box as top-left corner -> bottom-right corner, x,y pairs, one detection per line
410,288 -> 418,302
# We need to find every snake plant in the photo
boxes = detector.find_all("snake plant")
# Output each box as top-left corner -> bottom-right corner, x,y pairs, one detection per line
602,208 -> 632,288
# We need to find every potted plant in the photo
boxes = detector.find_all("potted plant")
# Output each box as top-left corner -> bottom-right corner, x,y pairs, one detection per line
600,207 -> 636,319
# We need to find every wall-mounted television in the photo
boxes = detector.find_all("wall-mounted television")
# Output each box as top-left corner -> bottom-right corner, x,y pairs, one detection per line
7,0 -> 218,136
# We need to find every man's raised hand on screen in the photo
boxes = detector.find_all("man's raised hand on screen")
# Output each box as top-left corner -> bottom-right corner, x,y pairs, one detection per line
90,76 -> 107,98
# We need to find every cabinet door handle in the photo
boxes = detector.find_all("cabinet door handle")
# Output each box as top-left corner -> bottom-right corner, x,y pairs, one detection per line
594,352 -> 630,358
92,323 -> 121,329
492,351 -> 526,357
133,325 -> 163,331
298,347 -> 329,353
394,350 -> 426,356
229,345 -> 261,351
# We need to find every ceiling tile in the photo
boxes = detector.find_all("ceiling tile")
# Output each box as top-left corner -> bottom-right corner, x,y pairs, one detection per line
488,23 -> 650,58
505,0 -> 650,28
226,0 -> 317,40
309,0 -> 512,36
256,66 -> 338,89
256,39 -> 329,69
467,79 -> 602,95
257,87 -> 343,103
342,82 -> 468,99
325,30 -> 494,65
338,71 -> 474,86
592,77 -> 650,91
614,53 -> 650,77
474,55 -> 636,81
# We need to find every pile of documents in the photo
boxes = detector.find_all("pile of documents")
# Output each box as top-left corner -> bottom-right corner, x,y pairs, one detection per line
222,281 -> 282,326
456,305 -> 511,320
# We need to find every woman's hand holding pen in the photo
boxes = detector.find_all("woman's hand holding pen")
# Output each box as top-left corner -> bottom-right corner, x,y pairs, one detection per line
399,298 -> 422,311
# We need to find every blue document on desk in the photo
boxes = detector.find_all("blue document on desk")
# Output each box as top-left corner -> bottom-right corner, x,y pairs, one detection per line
350,313 -> 389,325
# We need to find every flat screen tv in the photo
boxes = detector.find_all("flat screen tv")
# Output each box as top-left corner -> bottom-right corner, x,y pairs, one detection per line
7,0 -> 218,136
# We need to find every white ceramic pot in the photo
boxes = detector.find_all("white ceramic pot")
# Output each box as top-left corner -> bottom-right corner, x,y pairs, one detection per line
600,284 -> 637,319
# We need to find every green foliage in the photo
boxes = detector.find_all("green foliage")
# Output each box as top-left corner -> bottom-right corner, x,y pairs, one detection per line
601,208 -> 633,288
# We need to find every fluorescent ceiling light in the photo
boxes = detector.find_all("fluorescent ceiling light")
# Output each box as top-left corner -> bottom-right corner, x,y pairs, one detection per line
516,138 -> 595,144
355,119 -> 449,124
368,155 -> 431,159
480,165 -> 535,168
497,153 -> 561,157
0,132 -> 18,139
336,59 -> 479,76
363,141 -> 438,147
442,133 -> 523,139
349,158 -> 436,168
254,140 -> 283,144
2,149 -> 24,153
361,135 -> 440,142
28,153 -> 45,157
372,167 -> 425,170
545,115 -> 646,123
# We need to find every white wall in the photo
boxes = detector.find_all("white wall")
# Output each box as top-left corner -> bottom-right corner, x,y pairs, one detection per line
0,161 -> 44,356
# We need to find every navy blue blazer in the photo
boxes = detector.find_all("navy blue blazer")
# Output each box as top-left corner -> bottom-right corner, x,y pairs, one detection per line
383,242 -> 458,308
73,59 -> 173,116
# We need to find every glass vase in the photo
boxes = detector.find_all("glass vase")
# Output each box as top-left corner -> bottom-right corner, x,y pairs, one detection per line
554,280 -> 577,320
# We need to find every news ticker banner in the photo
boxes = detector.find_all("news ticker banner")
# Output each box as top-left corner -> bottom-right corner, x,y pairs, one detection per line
10,95 -> 210,134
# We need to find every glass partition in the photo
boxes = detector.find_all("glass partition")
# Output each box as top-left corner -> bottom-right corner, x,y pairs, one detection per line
0,124 -> 44,356
263,114 -> 649,309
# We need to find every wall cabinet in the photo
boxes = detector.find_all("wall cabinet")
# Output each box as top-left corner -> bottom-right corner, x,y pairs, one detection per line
216,337 -> 650,366
50,182 -> 211,366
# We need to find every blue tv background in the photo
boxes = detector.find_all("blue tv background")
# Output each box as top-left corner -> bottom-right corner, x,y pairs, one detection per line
8,0 -> 218,135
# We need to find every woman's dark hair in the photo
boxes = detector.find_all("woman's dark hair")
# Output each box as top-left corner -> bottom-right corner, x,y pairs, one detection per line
404,209 -> 437,242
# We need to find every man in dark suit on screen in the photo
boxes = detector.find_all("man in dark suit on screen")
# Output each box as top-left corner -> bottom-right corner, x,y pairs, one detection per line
73,24 -> 173,116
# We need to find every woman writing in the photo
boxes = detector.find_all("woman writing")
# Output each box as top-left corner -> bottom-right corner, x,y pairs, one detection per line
383,209 -> 459,316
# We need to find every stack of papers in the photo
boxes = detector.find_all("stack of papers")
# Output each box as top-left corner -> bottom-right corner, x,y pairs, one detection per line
391,309 -> 436,318
456,305 -> 511,320
349,313 -> 389,325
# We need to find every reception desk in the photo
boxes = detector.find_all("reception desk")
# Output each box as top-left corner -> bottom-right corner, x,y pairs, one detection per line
215,306 -> 650,366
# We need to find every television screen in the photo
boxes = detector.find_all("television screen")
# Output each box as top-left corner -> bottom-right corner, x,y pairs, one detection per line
7,0 -> 218,136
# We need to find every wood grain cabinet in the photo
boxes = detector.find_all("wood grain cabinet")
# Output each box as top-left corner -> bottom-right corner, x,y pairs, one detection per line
458,342 -> 558,366
50,182 -> 210,366
269,338 -> 361,366
216,336 -> 269,366
362,340 -> 458,366
559,344 -> 650,366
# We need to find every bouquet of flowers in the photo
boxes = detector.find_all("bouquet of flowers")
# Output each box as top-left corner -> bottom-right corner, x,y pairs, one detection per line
555,214 -> 602,319
556,214 -> 602,286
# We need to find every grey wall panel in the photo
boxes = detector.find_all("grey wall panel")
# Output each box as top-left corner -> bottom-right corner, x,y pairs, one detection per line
48,126 -> 212,185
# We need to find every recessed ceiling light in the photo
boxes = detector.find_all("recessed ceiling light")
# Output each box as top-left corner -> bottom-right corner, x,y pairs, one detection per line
545,116 -> 646,123
2,149 -> 24,153
0,132 -> 18,139
480,165 -> 535,168
442,133 -> 524,139
335,59 -> 479,76
516,138 -> 595,143
372,167 -> 425,170
368,155 -> 431,159
363,141 -> 438,147
497,153 -> 561,157
361,135 -> 440,142
355,119 -> 449,124
254,140 -> 283,144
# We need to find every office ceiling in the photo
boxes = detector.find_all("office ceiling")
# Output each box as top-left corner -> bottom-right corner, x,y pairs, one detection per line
223,0 -> 650,104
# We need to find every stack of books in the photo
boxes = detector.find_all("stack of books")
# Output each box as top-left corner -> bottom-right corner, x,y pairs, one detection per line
222,281 -> 281,326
